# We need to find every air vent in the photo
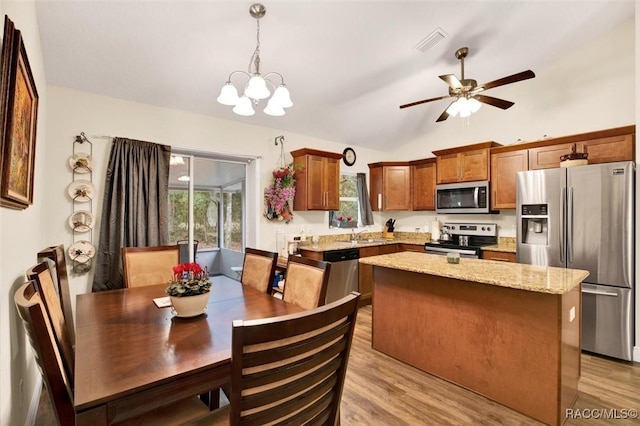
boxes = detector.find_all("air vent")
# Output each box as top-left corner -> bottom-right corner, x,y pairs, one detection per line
414,27 -> 448,53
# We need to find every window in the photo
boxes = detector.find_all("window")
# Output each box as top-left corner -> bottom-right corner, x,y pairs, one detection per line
329,173 -> 360,229
221,181 -> 244,251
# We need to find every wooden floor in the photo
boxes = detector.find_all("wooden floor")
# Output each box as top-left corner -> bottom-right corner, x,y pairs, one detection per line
36,305 -> 640,425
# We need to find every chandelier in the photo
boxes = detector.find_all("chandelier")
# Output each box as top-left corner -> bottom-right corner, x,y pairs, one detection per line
217,3 -> 292,117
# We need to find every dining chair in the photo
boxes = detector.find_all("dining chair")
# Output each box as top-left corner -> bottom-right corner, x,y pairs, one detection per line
240,247 -> 279,294
14,281 -> 211,426
37,244 -> 74,345
26,262 -> 75,387
282,255 -> 332,310
177,239 -> 199,264
122,245 -> 180,288
191,292 -> 361,426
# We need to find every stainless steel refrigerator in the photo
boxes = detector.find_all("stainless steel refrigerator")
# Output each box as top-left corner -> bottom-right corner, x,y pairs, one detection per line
516,161 -> 634,361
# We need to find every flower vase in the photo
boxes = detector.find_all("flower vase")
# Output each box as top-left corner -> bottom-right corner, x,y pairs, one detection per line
170,292 -> 210,317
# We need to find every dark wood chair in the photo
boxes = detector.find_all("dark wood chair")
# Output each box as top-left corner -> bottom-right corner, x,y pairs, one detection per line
122,245 -> 180,288
240,247 -> 278,294
26,262 -> 75,387
283,256 -> 332,310
177,239 -> 199,264
191,292 -> 361,426
14,281 -> 211,425
37,245 -> 74,345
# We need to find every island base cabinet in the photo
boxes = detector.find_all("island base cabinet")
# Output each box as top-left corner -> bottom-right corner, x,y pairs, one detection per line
371,267 -> 580,426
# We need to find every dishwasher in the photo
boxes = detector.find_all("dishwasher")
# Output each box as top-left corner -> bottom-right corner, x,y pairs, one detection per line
323,248 -> 359,304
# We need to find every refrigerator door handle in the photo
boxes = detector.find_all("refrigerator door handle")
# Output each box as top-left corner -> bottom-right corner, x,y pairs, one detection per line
473,187 -> 479,208
560,187 -> 566,263
567,187 -> 573,263
582,289 -> 619,297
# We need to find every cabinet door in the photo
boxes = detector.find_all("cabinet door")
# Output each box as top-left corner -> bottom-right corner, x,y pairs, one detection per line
583,134 -> 634,164
306,155 -> 327,209
412,162 -> 436,210
383,166 -> 411,210
528,143 -> 572,170
400,243 -> 424,252
369,166 -> 383,211
324,157 -> 340,210
436,153 -> 461,183
490,149 -> 528,209
460,149 -> 489,181
378,244 -> 398,255
358,246 -> 379,306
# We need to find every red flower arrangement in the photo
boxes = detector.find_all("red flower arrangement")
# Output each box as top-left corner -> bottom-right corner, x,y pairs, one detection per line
166,262 -> 211,297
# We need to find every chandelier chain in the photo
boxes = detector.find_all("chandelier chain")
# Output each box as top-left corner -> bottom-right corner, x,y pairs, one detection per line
248,19 -> 261,75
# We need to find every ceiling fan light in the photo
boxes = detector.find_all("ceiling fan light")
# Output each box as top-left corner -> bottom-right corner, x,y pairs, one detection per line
245,75 -> 271,100
232,96 -> 256,116
468,97 -> 482,113
272,85 -> 293,108
446,99 -> 461,117
264,97 -> 286,116
217,82 -> 239,106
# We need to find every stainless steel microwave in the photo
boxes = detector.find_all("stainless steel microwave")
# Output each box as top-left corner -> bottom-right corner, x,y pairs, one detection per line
435,181 -> 492,214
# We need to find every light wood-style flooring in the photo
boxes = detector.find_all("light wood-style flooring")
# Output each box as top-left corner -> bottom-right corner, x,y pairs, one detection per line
36,305 -> 640,425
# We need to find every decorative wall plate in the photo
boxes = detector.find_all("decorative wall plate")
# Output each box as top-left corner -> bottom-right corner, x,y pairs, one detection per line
67,180 -> 95,202
69,152 -> 93,173
69,240 -> 95,263
68,210 -> 95,232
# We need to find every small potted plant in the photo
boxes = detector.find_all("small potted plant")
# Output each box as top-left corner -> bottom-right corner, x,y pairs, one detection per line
166,262 -> 211,317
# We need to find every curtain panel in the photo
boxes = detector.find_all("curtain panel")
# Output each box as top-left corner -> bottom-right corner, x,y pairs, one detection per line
92,137 -> 171,291
356,173 -> 374,226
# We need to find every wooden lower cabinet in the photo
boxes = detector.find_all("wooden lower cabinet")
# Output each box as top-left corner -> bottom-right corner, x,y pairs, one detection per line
481,250 -> 516,263
358,244 -> 398,306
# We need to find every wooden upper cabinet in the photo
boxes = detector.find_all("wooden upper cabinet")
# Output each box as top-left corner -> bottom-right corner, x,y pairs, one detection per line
528,127 -> 635,170
291,148 -> 342,211
409,158 -> 436,211
490,148 -> 528,210
368,162 -> 411,211
432,141 -> 501,184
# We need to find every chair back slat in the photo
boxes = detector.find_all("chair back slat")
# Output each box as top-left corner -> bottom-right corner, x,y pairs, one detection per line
122,245 -> 180,288
37,245 -> 74,344
27,262 -> 75,386
283,256 -> 331,310
14,282 -> 75,425
241,248 -> 278,294
230,292 -> 360,426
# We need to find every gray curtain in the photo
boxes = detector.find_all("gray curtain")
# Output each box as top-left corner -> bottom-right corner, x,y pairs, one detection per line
357,173 -> 374,226
92,137 -> 171,291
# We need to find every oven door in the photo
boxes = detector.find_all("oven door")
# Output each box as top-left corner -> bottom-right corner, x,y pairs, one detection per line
436,181 -> 490,214
423,245 -> 479,259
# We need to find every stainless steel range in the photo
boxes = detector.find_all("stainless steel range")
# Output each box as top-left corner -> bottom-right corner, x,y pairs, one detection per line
424,222 -> 497,259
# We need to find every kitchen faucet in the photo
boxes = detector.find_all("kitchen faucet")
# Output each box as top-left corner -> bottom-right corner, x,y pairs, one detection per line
351,228 -> 366,241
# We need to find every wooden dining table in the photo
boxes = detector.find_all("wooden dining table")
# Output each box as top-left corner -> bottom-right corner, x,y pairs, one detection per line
74,276 -> 303,425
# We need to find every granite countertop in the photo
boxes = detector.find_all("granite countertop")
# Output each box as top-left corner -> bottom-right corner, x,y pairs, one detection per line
299,231 -> 431,253
481,237 -> 516,253
359,251 -> 588,294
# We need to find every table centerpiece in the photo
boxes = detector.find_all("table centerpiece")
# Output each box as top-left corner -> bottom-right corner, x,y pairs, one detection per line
166,262 -> 211,317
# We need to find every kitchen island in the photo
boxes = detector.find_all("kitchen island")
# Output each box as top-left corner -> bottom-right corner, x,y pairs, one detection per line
359,252 -> 589,426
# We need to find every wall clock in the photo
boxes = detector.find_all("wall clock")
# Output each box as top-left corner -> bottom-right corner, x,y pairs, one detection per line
342,147 -> 356,166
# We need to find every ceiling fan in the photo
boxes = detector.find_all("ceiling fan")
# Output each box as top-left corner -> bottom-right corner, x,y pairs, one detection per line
400,47 -> 535,122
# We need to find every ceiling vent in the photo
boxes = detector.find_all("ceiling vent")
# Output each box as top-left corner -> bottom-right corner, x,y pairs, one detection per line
414,27 -> 448,53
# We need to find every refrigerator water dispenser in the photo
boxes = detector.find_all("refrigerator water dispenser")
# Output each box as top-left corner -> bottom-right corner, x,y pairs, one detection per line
521,204 -> 548,245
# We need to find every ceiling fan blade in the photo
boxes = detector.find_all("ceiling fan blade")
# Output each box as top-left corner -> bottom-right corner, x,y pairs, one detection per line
474,94 -> 515,110
477,70 -> 535,91
436,102 -> 455,122
439,74 -> 462,89
399,94 -> 451,109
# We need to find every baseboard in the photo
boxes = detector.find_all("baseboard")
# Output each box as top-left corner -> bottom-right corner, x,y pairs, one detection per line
633,345 -> 640,363
26,376 -> 43,426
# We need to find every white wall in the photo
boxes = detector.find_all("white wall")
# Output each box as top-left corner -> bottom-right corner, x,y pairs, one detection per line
0,1 -> 48,425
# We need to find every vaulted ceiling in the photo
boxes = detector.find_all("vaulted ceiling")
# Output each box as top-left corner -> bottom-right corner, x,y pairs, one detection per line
36,1 -> 634,151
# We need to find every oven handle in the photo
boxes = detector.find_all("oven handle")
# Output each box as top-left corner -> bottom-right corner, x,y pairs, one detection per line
424,246 -> 478,256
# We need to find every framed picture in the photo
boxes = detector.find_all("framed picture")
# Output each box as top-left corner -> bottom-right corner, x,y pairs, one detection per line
0,16 -> 39,209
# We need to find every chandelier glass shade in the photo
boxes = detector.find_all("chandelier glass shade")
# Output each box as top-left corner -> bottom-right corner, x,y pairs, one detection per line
217,4 -> 292,117
446,96 -> 482,118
